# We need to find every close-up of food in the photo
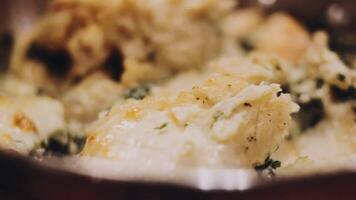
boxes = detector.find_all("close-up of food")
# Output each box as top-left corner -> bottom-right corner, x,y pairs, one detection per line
0,0 -> 355,199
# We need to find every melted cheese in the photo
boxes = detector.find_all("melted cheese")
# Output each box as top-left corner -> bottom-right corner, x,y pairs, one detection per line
0,96 -> 65,153
82,67 -> 298,168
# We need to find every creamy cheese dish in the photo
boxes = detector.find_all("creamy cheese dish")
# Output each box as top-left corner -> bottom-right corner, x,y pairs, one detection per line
0,0 -> 355,177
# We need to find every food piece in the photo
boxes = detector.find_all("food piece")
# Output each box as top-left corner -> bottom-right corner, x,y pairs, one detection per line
62,73 -> 122,122
32,129 -> 86,156
0,96 -> 65,154
11,0 -> 235,89
254,156 -> 281,177
222,8 -> 263,40
282,32 -> 356,134
273,32 -> 356,176
1,0 -> 355,179
249,13 -> 311,64
82,66 -> 298,168
123,84 -> 151,100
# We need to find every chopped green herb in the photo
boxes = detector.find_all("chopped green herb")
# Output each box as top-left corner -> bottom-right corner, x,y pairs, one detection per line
271,160 -> 281,169
124,84 -> 151,100
155,123 -> 168,130
30,129 -> 86,157
254,156 -> 282,177
213,111 -> 223,123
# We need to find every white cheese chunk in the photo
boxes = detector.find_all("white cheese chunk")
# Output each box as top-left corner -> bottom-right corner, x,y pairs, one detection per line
82,71 -> 298,168
0,96 -> 66,154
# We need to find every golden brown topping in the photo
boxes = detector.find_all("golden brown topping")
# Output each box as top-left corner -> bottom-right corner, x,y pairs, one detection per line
124,107 -> 142,121
12,112 -> 38,133
86,135 -> 96,144
250,13 -> 311,64
81,134 -> 112,157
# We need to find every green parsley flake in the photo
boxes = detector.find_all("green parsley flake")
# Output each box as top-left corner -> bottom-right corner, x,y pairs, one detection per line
124,84 -> 151,100
254,156 -> 282,177
213,111 -> 223,123
155,123 -> 168,130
